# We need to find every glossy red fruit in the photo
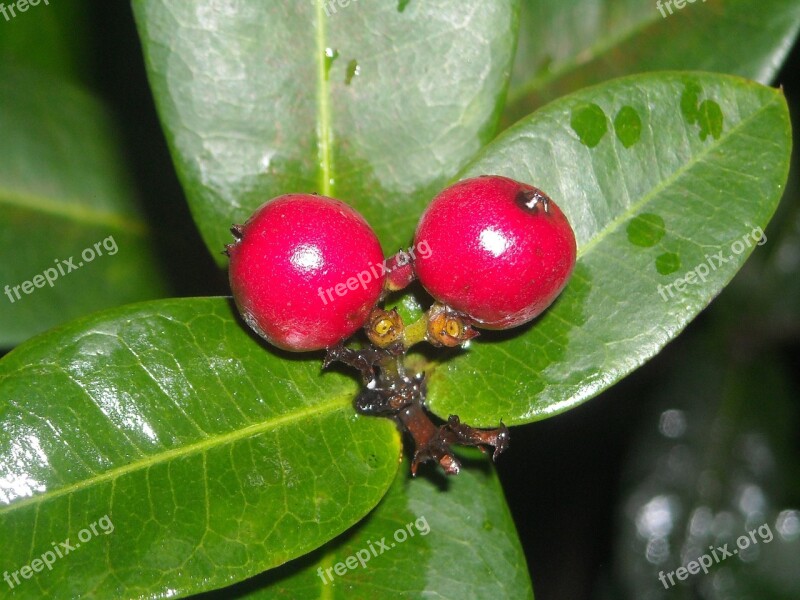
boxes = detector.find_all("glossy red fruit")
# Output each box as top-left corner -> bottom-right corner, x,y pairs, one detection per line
227,194 -> 386,351
414,175 -> 577,329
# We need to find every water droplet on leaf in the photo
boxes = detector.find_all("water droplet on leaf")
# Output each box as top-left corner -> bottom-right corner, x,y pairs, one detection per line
697,99 -> 723,141
681,82 -> 702,125
570,103 -> 608,148
345,59 -> 360,85
680,82 -> 723,141
656,252 -> 681,275
324,48 -> 339,80
614,105 -> 642,148
627,213 -> 666,247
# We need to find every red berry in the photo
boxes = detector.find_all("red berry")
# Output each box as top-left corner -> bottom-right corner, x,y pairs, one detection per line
227,194 -> 385,351
413,176 -> 577,329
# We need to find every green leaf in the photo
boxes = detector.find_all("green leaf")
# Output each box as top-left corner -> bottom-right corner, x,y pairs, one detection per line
0,298 -> 400,598
220,449 -> 533,599
0,0 -> 91,85
131,0 -> 520,263
505,0 -> 800,124
0,67 -> 168,348
612,334 -> 800,598
423,72 -> 791,426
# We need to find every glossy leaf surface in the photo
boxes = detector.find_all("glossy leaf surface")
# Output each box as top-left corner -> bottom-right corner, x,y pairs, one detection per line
0,298 -> 400,599
132,0 -> 520,263
227,449 -> 533,599
424,72 -> 791,425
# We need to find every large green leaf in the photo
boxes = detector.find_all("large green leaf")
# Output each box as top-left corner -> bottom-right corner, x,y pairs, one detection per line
225,449 -> 533,599
0,67 -> 168,348
0,298 -> 400,599
505,0 -> 800,123
132,0 -> 520,263
422,72 -> 791,426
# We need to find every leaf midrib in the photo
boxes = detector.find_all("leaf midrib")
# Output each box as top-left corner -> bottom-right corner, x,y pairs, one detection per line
429,84 -> 788,390
315,0 -> 334,197
0,394 -> 352,516
0,187 -> 148,236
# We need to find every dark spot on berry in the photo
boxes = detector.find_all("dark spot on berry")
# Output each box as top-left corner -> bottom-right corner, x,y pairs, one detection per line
516,188 -> 551,214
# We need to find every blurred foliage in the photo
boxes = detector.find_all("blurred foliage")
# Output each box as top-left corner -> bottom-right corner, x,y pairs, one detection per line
0,0 -> 169,347
0,0 -> 91,85
505,0 -> 800,124
611,333 -> 800,598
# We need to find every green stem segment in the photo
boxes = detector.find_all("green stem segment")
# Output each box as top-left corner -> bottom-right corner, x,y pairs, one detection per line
402,316 -> 429,348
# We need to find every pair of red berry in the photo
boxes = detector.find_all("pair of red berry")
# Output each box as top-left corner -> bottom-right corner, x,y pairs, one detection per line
226,176 -> 577,351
